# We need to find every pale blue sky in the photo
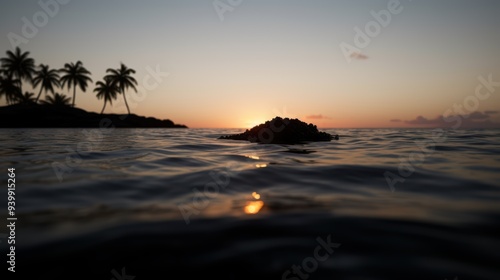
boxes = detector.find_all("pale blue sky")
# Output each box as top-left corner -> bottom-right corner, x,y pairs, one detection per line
1,0 -> 499,127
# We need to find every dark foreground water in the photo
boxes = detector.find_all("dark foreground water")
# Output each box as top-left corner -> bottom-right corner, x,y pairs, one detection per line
1,128 -> 500,279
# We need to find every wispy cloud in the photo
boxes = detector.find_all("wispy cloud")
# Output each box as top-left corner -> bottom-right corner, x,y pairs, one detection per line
306,114 -> 331,120
403,111 -> 500,128
349,52 -> 369,60
468,111 -> 490,120
405,116 -> 441,125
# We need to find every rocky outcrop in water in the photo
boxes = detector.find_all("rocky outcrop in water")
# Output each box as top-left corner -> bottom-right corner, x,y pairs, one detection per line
218,117 -> 339,144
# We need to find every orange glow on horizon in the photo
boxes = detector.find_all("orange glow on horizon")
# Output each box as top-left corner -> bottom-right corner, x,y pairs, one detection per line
245,119 -> 267,129
168,114 -> 417,129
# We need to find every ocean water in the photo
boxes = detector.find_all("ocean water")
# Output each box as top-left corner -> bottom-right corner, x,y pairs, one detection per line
1,128 -> 500,279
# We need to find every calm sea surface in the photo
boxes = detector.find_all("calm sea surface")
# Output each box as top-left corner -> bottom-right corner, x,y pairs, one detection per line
1,128 -> 500,279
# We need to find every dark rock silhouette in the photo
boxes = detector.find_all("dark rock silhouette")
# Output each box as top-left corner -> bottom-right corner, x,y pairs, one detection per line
0,104 -> 187,128
219,117 -> 339,144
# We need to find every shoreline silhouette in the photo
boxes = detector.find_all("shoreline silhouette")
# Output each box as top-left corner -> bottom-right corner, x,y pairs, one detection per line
0,103 -> 187,128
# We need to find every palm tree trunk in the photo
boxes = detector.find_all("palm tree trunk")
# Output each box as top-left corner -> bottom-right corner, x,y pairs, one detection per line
35,87 -> 43,103
122,90 -> 131,114
72,86 -> 76,107
101,101 -> 107,114
18,80 -> 23,104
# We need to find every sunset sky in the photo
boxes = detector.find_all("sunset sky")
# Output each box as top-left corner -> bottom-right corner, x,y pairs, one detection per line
1,0 -> 499,128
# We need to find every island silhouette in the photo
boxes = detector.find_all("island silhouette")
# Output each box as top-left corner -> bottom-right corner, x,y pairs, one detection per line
219,117 -> 339,144
0,47 -> 186,128
0,103 -> 187,128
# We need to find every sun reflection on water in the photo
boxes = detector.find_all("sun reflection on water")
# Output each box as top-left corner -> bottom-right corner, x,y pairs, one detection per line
244,201 -> 264,214
252,192 -> 260,200
247,155 -> 260,160
244,192 -> 264,214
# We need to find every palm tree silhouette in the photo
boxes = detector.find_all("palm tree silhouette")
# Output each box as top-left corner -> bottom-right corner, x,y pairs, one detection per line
41,92 -> 71,106
18,92 -> 36,104
105,63 -> 138,115
59,61 -> 92,107
94,78 -> 118,114
0,71 -> 22,104
0,47 -> 35,97
33,64 -> 60,103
